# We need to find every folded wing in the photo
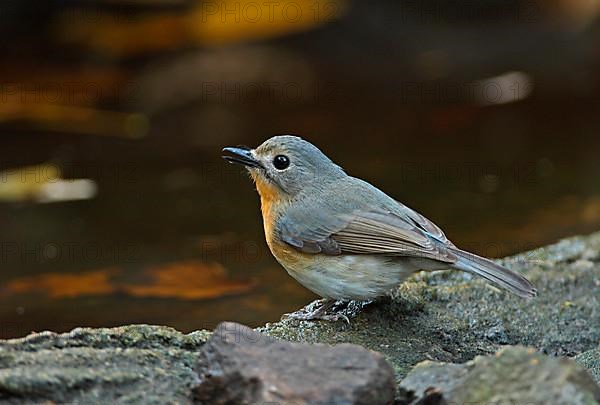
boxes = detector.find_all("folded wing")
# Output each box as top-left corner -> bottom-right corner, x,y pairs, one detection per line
277,205 -> 456,263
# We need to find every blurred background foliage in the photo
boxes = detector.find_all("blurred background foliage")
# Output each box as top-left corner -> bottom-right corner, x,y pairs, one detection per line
0,0 -> 599,337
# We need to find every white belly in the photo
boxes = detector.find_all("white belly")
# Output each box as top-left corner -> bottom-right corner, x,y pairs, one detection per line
281,254 -> 418,300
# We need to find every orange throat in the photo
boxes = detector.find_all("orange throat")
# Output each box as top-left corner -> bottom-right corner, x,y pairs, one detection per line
251,172 -> 307,267
251,173 -> 286,247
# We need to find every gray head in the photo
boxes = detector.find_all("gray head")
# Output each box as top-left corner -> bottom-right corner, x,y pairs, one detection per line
222,135 -> 345,197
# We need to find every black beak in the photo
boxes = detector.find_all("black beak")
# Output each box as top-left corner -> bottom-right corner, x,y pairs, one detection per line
222,146 -> 262,169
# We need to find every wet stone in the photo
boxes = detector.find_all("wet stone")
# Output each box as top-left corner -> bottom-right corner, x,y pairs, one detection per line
194,322 -> 396,405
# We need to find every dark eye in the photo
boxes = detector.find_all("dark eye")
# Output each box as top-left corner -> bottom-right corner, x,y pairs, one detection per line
273,155 -> 290,170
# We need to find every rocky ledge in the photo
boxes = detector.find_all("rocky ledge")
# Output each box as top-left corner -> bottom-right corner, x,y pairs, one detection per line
0,232 -> 599,404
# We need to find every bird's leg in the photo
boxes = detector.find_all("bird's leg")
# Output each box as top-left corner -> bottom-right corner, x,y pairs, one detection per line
283,299 -> 350,323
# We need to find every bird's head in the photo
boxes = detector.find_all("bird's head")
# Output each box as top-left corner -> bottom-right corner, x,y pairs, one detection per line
223,135 -> 345,199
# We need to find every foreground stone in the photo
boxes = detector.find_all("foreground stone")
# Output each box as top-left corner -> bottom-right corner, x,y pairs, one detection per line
0,232 -> 598,403
0,325 -> 209,404
194,322 -> 396,404
398,346 -> 600,404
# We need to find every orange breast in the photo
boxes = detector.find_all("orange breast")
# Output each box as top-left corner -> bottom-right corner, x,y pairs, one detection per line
253,176 -> 279,246
252,175 -> 305,266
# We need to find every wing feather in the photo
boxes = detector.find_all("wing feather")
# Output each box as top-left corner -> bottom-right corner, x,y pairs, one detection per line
277,207 -> 456,263
331,211 -> 456,262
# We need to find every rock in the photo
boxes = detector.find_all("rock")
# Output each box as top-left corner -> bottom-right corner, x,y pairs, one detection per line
0,325 -> 209,404
576,347 -> 600,384
398,346 -> 600,405
194,322 -> 396,404
260,231 -> 600,380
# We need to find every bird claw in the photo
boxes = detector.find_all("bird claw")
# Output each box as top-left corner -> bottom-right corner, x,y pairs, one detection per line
282,299 -> 351,324
283,310 -> 350,324
318,313 -> 351,324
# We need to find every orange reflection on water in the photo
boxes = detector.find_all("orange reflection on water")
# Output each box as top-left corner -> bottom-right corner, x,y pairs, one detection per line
124,261 -> 256,300
3,261 -> 255,301
5,268 -> 118,298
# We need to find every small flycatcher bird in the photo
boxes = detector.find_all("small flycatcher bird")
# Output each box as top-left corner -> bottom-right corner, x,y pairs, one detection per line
223,136 -> 536,321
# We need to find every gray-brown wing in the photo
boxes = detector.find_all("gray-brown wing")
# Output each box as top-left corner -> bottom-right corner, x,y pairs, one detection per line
277,207 -> 456,263
392,202 -> 455,247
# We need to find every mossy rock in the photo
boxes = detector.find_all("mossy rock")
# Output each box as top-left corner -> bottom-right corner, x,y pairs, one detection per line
399,346 -> 600,404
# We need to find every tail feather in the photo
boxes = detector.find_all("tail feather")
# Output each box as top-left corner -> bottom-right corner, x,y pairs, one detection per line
450,248 -> 537,298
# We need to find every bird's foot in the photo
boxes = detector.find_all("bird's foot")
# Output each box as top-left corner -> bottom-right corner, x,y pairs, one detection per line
284,311 -> 350,324
283,311 -> 350,325
282,299 -> 350,324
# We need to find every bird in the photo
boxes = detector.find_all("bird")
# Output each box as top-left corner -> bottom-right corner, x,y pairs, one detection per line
222,135 -> 537,322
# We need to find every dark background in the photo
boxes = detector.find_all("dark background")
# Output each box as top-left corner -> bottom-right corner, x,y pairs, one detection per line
0,0 -> 599,338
